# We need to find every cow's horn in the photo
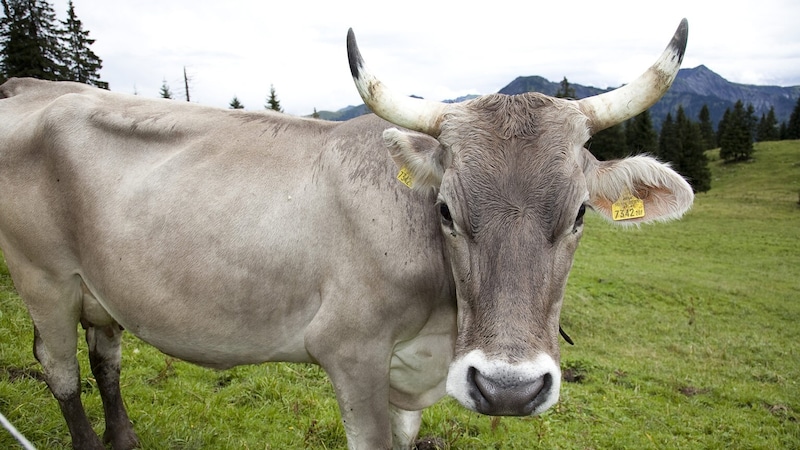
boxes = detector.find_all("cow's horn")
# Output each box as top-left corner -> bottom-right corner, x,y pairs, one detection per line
578,19 -> 689,134
347,28 -> 447,137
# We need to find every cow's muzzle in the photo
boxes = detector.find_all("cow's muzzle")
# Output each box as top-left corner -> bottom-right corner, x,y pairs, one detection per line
446,350 -> 561,416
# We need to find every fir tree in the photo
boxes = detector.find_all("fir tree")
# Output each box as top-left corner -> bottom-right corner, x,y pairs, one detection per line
554,76 -> 576,99
587,123 -> 626,160
658,113 -> 680,165
229,95 -> 244,109
1,0 -> 66,80
625,110 -> 658,155
756,107 -> 779,142
697,104 -> 716,149
676,106 -> 710,192
61,0 -> 105,88
719,100 -> 754,162
265,84 -> 282,112
787,97 -> 800,140
159,79 -> 173,99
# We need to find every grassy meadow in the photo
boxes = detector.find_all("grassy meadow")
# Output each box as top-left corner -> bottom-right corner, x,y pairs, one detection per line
1,140 -> 799,449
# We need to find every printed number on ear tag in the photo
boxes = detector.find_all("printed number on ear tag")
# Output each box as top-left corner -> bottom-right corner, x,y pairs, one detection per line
397,167 -> 414,188
611,192 -> 645,221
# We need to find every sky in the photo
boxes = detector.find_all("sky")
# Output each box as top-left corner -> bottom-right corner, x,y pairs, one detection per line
49,0 -> 800,117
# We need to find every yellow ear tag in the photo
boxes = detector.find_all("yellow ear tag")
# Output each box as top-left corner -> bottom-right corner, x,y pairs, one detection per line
611,191 -> 645,221
397,166 -> 414,188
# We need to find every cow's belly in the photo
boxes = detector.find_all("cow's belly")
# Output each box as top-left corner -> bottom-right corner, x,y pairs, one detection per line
80,270 -> 322,369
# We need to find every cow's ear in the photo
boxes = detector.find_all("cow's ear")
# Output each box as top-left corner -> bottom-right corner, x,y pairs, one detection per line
383,128 -> 450,190
581,149 -> 694,224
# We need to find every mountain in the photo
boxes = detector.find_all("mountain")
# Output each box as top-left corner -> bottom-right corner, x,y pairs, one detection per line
317,66 -> 800,130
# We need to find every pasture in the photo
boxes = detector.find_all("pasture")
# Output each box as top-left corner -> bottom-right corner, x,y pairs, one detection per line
1,140 -> 799,449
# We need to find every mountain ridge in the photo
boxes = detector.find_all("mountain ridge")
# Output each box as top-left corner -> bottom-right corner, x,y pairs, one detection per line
317,65 -> 800,129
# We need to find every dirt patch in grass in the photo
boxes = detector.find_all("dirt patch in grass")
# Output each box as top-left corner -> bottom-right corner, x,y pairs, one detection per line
1,365 -> 44,383
678,385 -> 711,397
414,436 -> 447,450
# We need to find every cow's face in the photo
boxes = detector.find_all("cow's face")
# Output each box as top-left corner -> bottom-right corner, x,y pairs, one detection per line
347,20 -> 691,416
382,96 -> 590,415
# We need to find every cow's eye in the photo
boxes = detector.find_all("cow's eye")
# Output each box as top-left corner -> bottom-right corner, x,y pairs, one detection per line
439,203 -> 453,224
573,204 -> 586,231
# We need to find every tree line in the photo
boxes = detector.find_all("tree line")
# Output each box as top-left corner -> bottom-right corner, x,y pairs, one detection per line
558,77 -> 800,194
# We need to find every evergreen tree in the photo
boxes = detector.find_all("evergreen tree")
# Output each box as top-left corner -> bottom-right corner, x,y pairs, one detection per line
588,123 -> 626,160
697,104 -> 716,149
554,76 -> 576,99
311,107 -> 320,119
717,108 -> 730,147
625,110 -> 657,155
265,84 -> 282,112
787,97 -> 800,140
229,95 -> 244,109
675,106 -> 711,192
719,100 -> 754,162
756,107 -> 779,142
658,113 -> 681,165
61,0 -> 105,88
1,0 -> 66,80
159,79 -> 173,99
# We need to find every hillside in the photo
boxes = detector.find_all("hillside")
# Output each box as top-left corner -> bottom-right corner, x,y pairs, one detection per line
319,66 -> 800,130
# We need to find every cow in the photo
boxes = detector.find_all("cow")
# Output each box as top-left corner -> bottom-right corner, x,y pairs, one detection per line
0,19 -> 691,450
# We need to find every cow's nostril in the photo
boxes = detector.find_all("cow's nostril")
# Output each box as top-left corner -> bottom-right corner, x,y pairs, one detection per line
467,366 -> 551,416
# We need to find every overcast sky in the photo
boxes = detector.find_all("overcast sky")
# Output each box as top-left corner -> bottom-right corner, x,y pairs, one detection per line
49,0 -> 800,116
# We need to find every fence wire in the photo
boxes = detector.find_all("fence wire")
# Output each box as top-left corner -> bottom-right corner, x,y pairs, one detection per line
0,410 -> 36,450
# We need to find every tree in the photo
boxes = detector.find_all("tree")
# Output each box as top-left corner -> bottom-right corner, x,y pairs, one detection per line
588,123 -> 626,160
697,104 -> 716,149
625,110 -> 658,155
1,0 -> 66,80
159,79 -> 173,99
61,0 -> 105,88
756,107 -> 779,142
675,106 -> 711,192
229,95 -> 244,109
719,100 -> 754,162
658,113 -> 680,164
265,84 -> 282,112
554,76 -> 575,99
311,107 -> 320,119
787,97 -> 800,140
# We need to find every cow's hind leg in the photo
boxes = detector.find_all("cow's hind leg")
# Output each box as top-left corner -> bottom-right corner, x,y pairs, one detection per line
25,275 -> 106,450
85,323 -> 139,449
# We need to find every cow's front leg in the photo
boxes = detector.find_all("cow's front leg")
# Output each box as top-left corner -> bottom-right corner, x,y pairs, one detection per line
85,323 -> 139,450
306,320 -> 395,448
389,405 -> 422,450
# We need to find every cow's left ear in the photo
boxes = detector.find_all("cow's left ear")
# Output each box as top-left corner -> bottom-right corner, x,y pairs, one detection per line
383,128 -> 451,190
581,149 -> 694,224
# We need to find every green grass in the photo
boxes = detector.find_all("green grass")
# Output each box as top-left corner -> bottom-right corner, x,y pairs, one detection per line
2,141 -> 799,449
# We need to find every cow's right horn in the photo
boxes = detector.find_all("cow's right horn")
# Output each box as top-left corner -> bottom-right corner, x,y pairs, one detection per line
578,19 -> 689,134
347,29 -> 447,138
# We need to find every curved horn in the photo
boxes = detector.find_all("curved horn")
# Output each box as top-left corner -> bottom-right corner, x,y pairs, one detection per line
347,28 -> 447,137
578,19 -> 689,134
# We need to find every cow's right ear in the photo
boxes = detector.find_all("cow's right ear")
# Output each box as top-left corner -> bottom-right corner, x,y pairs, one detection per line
383,128 -> 450,190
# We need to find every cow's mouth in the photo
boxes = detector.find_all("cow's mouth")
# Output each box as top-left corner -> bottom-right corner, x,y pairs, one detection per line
467,366 -> 554,416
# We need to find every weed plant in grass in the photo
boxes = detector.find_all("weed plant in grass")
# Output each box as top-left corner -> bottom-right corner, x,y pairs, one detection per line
1,141 -> 799,448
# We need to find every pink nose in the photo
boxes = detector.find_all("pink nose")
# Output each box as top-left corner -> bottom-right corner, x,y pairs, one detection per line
467,366 -> 553,416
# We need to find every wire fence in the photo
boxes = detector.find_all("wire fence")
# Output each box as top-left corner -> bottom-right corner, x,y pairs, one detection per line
0,410 -> 36,450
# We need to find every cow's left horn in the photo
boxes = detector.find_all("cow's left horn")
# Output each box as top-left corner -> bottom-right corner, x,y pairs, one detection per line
347,29 -> 447,137
578,19 -> 689,134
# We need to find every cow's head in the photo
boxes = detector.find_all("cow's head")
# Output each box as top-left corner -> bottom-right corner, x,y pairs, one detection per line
347,20 -> 692,416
